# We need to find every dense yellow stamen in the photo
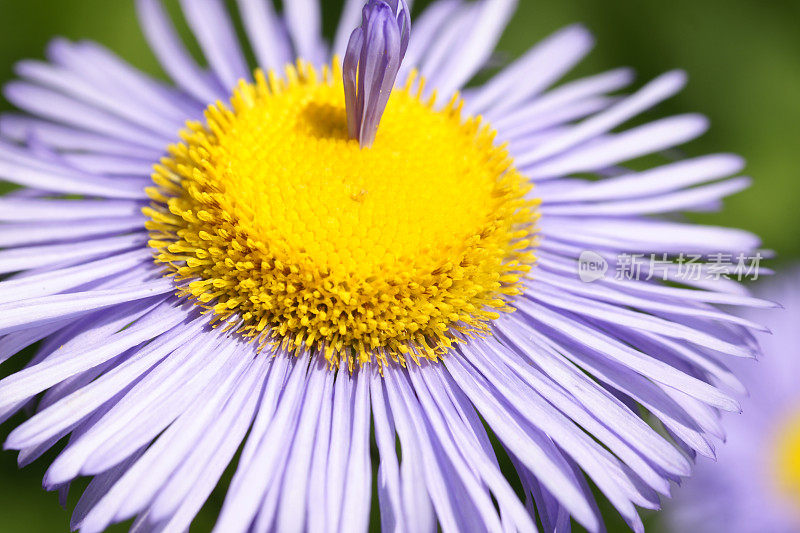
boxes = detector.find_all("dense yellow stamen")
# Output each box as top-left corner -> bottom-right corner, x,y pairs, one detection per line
145,60 -> 539,370
772,409 -> 800,506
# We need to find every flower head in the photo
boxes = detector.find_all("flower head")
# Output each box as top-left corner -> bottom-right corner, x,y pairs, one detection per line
0,1 -> 771,532
145,59 -> 536,368
669,271 -> 799,533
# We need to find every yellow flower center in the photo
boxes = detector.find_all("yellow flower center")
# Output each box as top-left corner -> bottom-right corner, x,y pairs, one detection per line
772,409 -> 800,507
144,60 -> 538,369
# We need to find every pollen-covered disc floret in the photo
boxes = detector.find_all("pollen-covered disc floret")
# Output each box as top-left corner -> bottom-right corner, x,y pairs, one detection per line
145,60 -> 538,369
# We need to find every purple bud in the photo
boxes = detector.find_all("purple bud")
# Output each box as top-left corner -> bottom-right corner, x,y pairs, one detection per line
343,0 -> 411,148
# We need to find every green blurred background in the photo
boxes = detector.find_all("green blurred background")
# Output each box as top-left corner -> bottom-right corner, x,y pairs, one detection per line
0,0 -> 798,531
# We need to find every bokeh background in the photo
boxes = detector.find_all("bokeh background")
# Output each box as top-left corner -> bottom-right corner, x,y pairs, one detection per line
0,0 -> 798,531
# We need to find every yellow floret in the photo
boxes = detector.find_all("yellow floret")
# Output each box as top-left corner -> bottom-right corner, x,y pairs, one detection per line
773,410 -> 800,507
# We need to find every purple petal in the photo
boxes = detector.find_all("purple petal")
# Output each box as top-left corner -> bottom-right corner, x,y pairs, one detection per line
177,0 -> 250,90
465,24 -> 596,116
235,0 -> 293,71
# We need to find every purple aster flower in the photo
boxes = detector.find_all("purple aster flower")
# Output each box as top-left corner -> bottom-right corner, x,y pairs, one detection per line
0,0 -> 773,532
668,271 -> 799,533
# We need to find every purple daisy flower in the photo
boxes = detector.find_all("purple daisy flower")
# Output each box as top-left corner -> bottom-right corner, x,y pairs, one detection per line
668,271 -> 799,533
0,0 -> 773,531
